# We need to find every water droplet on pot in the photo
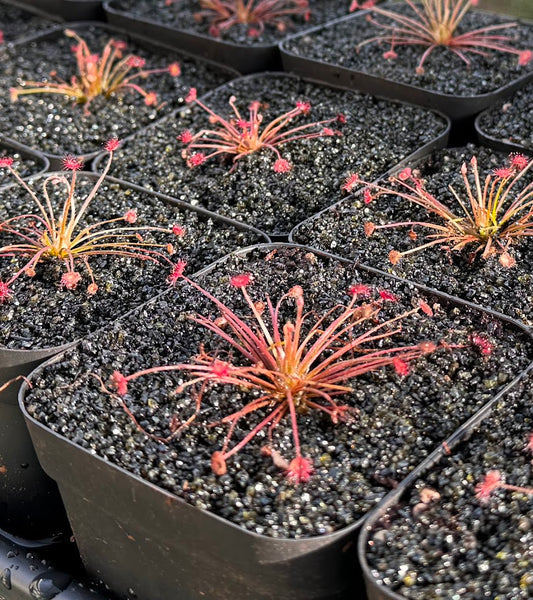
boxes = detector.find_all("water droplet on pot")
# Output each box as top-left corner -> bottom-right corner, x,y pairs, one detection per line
0,568 -> 11,590
29,571 -> 71,600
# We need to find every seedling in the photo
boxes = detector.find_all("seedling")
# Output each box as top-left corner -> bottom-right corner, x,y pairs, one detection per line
344,153 -> 533,268
0,138 -> 184,300
10,29 -> 181,114
476,433 -> 533,502
105,266 -> 442,483
476,470 -> 533,502
167,0 -> 311,37
179,88 -> 342,172
350,0 -> 532,74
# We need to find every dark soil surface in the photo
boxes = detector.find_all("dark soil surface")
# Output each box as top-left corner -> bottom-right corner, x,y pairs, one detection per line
0,143 -> 45,187
0,172 -> 264,350
24,246 -> 533,539
108,0 -> 351,46
99,73 -> 448,235
292,145 -> 533,327
0,23 -> 232,158
283,6 -> 533,96
0,2 -> 57,44
365,370 -> 533,599
477,81 -> 533,150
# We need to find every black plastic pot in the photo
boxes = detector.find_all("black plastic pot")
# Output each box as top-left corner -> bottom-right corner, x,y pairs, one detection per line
289,143 -> 533,328
18,242 -> 533,600
0,137 -> 49,191
0,343 -> 73,542
3,21 -> 237,171
13,0 -> 103,20
0,0 -> 60,43
0,169 -> 267,541
0,529 -> 110,600
280,11 -> 533,122
104,0 -> 283,74
357,358 -> 533,600
475,81 -> 533,153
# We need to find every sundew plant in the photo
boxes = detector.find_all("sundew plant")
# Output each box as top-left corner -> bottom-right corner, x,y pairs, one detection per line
351,0 -> 532,74
0,138 -> 184,301
10,29 -> 181,114
103,265 -> 442,484
344,152 -> 533,268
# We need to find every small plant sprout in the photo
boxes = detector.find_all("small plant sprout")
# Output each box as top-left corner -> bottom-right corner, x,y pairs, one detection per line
179,88 -> 342,172
345,153 -> 533,268
186,0 -> 311,38
475,470 -> 533,503
104,265 -> 446,484
0,138 -> 185,300
10,29 -> 181,115
350,0 -> 532,74
475,434 -> 533,503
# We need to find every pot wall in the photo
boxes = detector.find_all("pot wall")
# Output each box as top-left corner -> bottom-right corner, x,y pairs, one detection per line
23,402 -> 363,600
0,345 -> 72,541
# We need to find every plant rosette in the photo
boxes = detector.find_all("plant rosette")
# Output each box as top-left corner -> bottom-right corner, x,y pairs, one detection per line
292,144 -> 533,327
476,80 -> 533,153
359,368 -> 533,600
0,175 -> 265,355
281,2 -> 533,121
93,73 -> 449,237
20,244 -> 533,600
104,0 -> 354,73
0,2 -> 58,45
0,22 -> 233,169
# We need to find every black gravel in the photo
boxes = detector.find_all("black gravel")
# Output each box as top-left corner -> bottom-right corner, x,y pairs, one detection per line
0,2 -> 57,44
0,173 -> 264,349
109,0 -> 351,46
477,81 -> 533,151
292,145 -> 533,327
0,23 -> 232,157
98,73 -> 447,235
24,246 -> 532,539
365,370 -> 533,599
0,144 -> 45,187
283,6 -> 533,96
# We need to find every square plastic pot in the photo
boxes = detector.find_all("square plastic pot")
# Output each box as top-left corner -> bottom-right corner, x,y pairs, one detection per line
357,360 -> 533,600
0,171 -> 267,542
280,9 -> 533,122
2,21 -> 238,170
18,243 -> 533,600
103,0 -> 350,74
91,71 -> 450,238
